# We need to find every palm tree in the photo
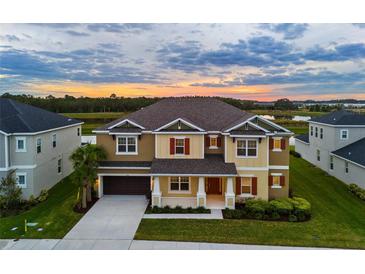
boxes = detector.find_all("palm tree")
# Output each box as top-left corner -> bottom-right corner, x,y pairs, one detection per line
70,144 -> 106,209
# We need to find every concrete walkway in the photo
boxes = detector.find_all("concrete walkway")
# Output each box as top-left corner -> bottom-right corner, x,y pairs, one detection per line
143,209 -> 223,219
0,239 -> 329,250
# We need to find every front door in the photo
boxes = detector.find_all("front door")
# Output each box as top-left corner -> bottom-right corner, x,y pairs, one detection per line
206,178 -> 222,194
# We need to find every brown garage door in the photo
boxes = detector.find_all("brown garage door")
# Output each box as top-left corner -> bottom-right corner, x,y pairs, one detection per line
103,176 -> 151,195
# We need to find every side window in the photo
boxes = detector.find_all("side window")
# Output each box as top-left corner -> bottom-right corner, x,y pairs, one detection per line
320,128 -> 323,139
316,149 -> 320,161
315,127 -> 318,138
36,138 -> 42,154
16,173 -> 27,188
310,126 -> 313,136
52,134 -> 57,148
15,137 -> 26,152
77,128 -> 80,136
57,158 -> 62,174
330,156 -> 334,170
345,162 -> 349,174
340,129 -> 348,140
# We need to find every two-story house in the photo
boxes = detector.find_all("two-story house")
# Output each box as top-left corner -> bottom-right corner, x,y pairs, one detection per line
93,97 -> 293,209
295,110 -> 365,189
0,99 -> 83,198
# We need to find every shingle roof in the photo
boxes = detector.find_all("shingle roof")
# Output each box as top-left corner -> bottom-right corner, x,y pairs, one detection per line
97,97 -> 254,131
150,154 -> 237,175
310,110 -> 365,125
98,161 -> 151,168
0,98 -> 82,134
229,130 -> 266,136
331,137 -> 365,167
295,133 -> 309,143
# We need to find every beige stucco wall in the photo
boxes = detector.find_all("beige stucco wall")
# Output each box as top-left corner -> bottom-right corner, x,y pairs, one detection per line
236,170 -> 269,200
268,169 -> 289,200
96,133 -> 155,161
225,136 -> 268,167
269,137 -> 290,166
155,134 -> 204,159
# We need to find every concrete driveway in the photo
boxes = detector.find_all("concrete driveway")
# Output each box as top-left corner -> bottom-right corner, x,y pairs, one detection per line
54,195 -> 148,249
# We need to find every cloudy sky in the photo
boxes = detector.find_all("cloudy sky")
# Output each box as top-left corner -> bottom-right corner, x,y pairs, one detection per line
1,23 -> 365,101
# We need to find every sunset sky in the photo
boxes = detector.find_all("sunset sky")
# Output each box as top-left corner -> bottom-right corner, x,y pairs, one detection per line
1,23 -> 365,101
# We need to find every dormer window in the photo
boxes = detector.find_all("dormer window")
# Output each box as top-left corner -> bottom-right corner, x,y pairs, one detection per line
340,129 -> 348,140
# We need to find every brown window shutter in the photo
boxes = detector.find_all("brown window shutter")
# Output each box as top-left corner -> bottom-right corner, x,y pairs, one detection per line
280,176 -> 285,186
251,177 -> 257,195
235,177 -> 241,195
205,136 -> 210,147
281,138 -> 286,150
217,136 -> 222,147
170,138 -> 175,155
184,138 -> 190,155
269,175 -> 273,186
269,138 -> 274,150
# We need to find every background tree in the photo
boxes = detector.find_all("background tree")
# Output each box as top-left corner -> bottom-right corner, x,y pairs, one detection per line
274,98 -> 297,110
70,144 -> 106,209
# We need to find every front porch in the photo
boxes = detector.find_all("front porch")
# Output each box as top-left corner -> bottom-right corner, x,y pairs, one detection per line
151,176 -> 236,209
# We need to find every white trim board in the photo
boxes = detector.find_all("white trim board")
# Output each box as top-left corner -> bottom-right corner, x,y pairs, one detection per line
2,123 -> 83,136
330,153 -> 365,169
0,164 -> 37,172
98,166 -> 151,170
108,119 -> 145,130
154,118 -> 205,132
150,173 -> 237,177
269,165 -> 289,170
309,121 -> 365,127
236,167 -> 268,171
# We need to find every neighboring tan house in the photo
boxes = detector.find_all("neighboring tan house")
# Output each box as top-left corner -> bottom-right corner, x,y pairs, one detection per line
295,110 -> 365,189
0,99 -> 83,198
94,97 -> 293,209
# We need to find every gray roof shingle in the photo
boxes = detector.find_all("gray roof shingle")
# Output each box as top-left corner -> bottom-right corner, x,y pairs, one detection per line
97,97 -> 254,131
310,110 -> 365,126
98,161 -> 151,168
0,98 -> 82,134
295,133 -> 309,143
150,154 -> 237,175
331,137 -> 365,167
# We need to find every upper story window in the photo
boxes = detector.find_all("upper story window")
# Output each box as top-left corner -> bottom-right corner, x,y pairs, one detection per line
36,138 -> 42,154
315,127 -> 318,138
169,176 -> 190,193
320,128 -> 323,139
310,126 -> 313,136
77,128 -> 80,136
271,137 -> 285,152
236,139 -> 258,158
340,129 -> 349,140
169,137 -> 190,156
207,135 -> 221,149
15,137 -> 26,152
345,161 -> 349,174
16,173 -> 27,188
330,156 -> 334,170
116,136 -> 137,155
57,158 -> 62,174
52,134 -> 57,148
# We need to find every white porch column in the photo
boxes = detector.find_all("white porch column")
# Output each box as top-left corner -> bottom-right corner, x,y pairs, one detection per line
196,177 -> 206,208
152,176 -> 162,207
225,177 -> 235,209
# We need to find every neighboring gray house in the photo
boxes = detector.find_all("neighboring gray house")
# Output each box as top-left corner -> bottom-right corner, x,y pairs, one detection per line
0,99 -> 83,198
295,110 -> 365,188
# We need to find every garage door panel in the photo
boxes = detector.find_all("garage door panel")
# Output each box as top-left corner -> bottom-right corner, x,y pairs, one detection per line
103,176 -> 150,195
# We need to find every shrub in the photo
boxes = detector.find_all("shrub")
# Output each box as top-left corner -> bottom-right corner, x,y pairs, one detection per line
288,214 -> 298,222
291,197 -> 311,218
0,172 -> 23,211
348,183 -> 365,201
28,195 -> 38,206
270,198 -> 294,215
37,189 -> 49,202
271,211 -> 281,220
245,199 -> 272,218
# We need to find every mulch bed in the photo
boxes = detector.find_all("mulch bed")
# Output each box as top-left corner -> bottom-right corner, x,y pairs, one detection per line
73,197 -> 99,213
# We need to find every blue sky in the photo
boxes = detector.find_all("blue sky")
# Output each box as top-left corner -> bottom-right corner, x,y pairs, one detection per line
1,23 -> 365,100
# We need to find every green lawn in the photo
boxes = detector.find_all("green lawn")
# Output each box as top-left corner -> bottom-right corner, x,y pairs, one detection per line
135,155 -> 365,249
0,175 -> 83,239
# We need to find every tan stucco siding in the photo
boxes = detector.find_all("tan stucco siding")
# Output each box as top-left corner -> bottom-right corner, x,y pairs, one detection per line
158,176 -> 198,197
96,133 -> 155,161
269,137 -> 290,166
268,169 -> 289,200
97,168 -> 150,174
236,170 -> 269,200
225,136 -> 268,167
155,134 -> 204,159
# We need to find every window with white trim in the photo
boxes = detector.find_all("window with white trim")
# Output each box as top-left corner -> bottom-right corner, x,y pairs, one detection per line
310,126 -> 313,136
169,176 -> 190,192
15,137 -> 26,152
237,139 -> 257,157
175,138 -> 185,155
273,138 -> 282,151
241,177 -> 252,194
117,136 -> 137,154
52,134 -> 57,148
57,158 -> 62,174
272,175 -> 281,187
36,138 -> 42,154
77,128 -> 80,136
16,173 -> 27,188
316,149 -> 320,161
320,128 -> 323,139
345,161 -> 349,174
209,137 -> 218,148
315,127 -> 318,138
340,129 -> 348,140
330,156 -> 334,170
